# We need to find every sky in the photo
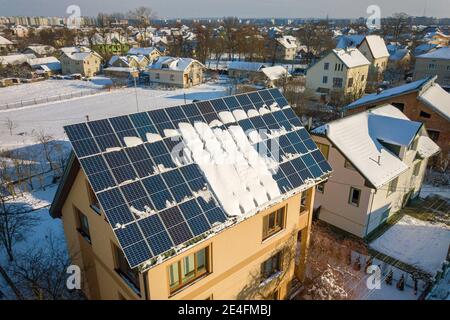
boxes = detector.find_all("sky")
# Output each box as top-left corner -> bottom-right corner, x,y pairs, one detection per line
0,0 -> 449,19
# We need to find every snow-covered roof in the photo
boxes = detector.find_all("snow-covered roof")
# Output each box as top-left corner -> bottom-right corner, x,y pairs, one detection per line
149,56 -> 204,72
418,83 -> 450,121
336,35 -> 365,49
312,105 -> 430,189
345,77 -> 433,110
414,43 -> 439,56
262,66 -> 290,81
25,44 -> 55,55
332,48 -> 370,68
363,35 -> 390,59
60,47 -> 100,61
0,53 -> 36,65
228,61 -> 267,72
417,47 -> 450,60
277,36 -> 297,49
127,47 -> 159,56
416,136 -> 441,158
389,48 -> 410,62
28,57 -> 61,71
0,35 -> 13,45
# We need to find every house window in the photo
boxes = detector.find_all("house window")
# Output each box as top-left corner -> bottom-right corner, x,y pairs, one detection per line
300,192 -> 308,213
261,251 -> 282,280
420,110 -> 431,119
427,129 -> 440,142
317,182 -> 325,193
168,246 -> 210,293
348,187 -> 361,207
262,207 -> 286,240
75,207 -> 91,242
114,244 -> 141,293
155,73 -> 160,79
87,182 -> 100,214
170,74 -> 175,81
392,102 -> 404,112
332,77 -> 343,88
348,78 -> 354,88
361,74 -> 365,81
413,161 -> 421,176
387,177 -> 398,196
316,142 -> 330,159
322,76 -> 328,84
324,62 -> 329,70
428,63 -> 436,69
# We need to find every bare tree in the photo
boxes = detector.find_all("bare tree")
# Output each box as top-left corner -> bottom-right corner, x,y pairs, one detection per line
301,221 -> 368,300
10,235 -> 85,300
34,130 -> 55,172
237,232 -> 297,300
128,6 -> 157,29
4,118 -> 17,136
0,196 -> 38,262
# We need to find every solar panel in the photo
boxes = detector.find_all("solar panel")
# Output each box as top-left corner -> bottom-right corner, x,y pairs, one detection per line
64,88 -> 331,269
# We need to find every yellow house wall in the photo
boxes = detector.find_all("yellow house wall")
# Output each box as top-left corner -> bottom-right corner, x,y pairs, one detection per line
60,169 -> 314,300
305,52 -> 369,98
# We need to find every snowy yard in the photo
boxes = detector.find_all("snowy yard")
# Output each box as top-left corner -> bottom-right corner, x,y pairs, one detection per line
0,185 -> 66,299
370,215 -> 450,276
0,81 -> 230,149
0,78 -> 110,107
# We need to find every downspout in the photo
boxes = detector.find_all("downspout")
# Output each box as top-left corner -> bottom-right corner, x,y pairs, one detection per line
364,188 -> 377,238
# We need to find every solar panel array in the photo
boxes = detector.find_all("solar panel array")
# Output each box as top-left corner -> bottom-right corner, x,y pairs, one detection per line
64,88 -> 331,269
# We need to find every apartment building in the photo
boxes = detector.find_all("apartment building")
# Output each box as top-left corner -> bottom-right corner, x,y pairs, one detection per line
311,105 -> 440,238
413,47 -> 450,89
50,89 -> 332,300
305,48 -> 370,102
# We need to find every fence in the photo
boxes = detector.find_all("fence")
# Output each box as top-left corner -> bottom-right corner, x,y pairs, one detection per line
0,88 -> 106,111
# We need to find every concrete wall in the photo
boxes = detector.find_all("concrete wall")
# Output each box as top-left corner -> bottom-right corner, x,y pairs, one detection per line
60,169 -> 315,300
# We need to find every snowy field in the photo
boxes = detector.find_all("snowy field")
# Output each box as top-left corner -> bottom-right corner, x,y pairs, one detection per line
370,215 -> 450,275
0,78 -> 110,107
0,81 -> 230,149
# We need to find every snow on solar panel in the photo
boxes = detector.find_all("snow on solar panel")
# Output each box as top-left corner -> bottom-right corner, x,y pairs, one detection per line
64,88 -> 331,269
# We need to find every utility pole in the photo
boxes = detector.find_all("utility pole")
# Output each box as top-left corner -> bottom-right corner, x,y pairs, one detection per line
132,69 -> 140,112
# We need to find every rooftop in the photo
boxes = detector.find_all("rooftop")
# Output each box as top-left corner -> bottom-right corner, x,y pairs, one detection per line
417,46 -> 450,60
57,89 -> 331,270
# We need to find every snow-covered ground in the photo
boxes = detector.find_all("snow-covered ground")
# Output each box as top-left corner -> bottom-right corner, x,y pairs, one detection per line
370,215 -> 450,276
0,81 -> 230,149
0,78 -> 110,107
420,183 -> 450,199
0,185 -> 65,298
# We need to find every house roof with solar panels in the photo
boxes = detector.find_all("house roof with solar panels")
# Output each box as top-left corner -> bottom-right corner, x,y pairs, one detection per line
50,89 -> 332,271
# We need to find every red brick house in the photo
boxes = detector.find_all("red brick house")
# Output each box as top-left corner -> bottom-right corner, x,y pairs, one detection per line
343,76 -> 449,166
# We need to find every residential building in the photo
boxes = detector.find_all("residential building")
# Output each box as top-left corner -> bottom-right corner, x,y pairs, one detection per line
0,35 -> 14,54
49,89 -> 332,300
261,66 -> 291,87
23,44 -> 56,57
357,35 -> 390,85
413,47 -> 450,89
311,105 -> 440,238
59,46 -> 102,77
228,61 -> 269,83
147,56 -> 205,88
27,56 -> 61,76
90,33 -> 130,56
127,47 -> 161,63
109,55 -> 150,70
305,48 -> 370,103
276,36 -> 297,61
344,76 -> 450,163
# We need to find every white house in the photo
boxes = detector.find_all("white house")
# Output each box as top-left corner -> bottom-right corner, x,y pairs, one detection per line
311,105 -> 440,238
